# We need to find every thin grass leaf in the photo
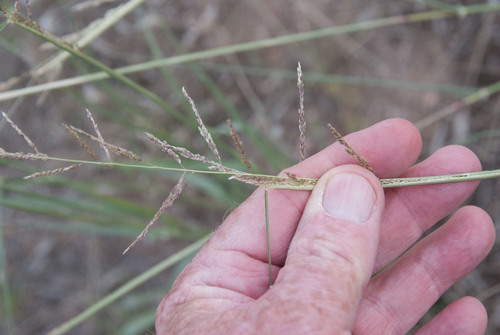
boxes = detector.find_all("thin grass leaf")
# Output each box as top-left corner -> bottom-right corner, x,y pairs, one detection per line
0,63 -> 476,102
415,79 -> 500,129
265,189 -> 272,287
296,62 -> 306,162
0,19 -> 8,33
123,173 -> 188,254
72,0 -> 121,12
205,64 -> 475,96
0,188 -> 14,334
182,87 -> 221,163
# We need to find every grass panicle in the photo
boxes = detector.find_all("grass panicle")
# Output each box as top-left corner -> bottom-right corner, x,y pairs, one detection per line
123,172 -> 188,254
227,119 -> 252,170
145,132 -> 183,166
62,123 -> 99,161
65,124 -> 142,161
0,149 -> 47,161
86,109 -> 112,163
24,164 -> 84,180
327,123 -> 377,176
145,129 -> 239,173
182,87 -> 222,164
1,111 -> 41,154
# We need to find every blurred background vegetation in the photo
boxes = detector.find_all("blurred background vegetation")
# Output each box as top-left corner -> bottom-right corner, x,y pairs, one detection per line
0,0 -> 499,334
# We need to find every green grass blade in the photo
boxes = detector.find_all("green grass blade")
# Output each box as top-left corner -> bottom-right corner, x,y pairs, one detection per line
0,183 -> 14,335
0,19 -> 8,33
204,64 -> 476,96
265,189 -> 272,287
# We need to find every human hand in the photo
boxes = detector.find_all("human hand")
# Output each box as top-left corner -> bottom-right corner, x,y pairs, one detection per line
155,119 -> 494,334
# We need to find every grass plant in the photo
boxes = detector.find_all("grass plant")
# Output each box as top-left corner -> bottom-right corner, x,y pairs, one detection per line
1,1 -> 500,334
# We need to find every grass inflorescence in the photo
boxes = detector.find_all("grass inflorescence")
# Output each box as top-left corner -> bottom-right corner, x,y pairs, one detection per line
2,63 -> 500,254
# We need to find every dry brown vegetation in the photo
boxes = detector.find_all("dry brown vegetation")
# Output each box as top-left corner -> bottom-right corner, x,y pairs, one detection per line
1,1 -> 500,334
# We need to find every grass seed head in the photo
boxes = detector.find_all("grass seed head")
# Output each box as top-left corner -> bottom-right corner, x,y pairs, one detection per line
2,111 -> 41,154
24,163 -> 83,180
123,172 -> 188,254
182,87 -> 222,163
327,123 -> 376,175
227,119 -> 251,170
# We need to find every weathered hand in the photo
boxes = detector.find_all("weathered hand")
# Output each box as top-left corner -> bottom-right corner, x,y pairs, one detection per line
155,119 -> 494,334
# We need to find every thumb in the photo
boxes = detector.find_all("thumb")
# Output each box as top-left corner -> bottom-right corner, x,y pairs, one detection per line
272,164 -> 384,332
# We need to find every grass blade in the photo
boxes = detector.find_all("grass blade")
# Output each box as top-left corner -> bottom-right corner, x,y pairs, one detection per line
265,189 -> 272,287
0,185 -> 14,335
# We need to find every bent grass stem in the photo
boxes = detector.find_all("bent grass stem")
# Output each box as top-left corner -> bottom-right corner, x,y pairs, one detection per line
4,153 -> 500,188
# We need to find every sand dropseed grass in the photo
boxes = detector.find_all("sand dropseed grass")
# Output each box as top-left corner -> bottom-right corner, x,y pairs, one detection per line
2,2 -> 500,334
2,64 -> 500,252
2,64 -> 500,310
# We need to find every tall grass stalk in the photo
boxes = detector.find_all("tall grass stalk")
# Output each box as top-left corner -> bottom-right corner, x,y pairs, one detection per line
0,186 -> 14,335
265,189 -> 272,287
416,80 -> 500,129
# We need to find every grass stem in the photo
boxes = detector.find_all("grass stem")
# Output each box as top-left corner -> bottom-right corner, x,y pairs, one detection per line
265,189 -> 272,287
0,185 -> 14,335
4,152 -> 500,189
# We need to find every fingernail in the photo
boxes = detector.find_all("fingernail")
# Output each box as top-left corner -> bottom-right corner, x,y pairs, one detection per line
322,173 -> 376,224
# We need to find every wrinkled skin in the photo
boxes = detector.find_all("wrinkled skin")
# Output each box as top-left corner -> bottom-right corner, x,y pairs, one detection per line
155,119 -> 494,335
